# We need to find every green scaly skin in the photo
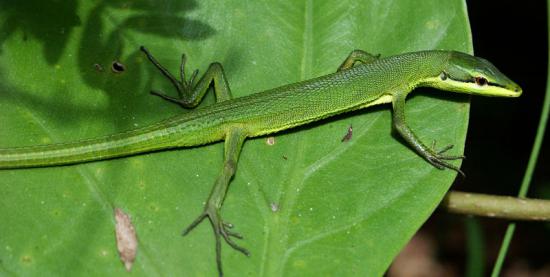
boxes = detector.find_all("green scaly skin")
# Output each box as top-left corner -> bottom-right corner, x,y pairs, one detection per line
0,47 -> 521,276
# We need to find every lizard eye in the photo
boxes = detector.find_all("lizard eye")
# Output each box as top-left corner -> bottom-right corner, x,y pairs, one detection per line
439,72 -> 447,80
474,76 -> 488,86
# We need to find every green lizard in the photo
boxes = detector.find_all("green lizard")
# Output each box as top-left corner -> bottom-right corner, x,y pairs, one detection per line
0,47 -> 521,275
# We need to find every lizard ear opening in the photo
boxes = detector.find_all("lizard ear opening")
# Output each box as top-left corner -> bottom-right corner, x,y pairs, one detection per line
439,72 -> 447,81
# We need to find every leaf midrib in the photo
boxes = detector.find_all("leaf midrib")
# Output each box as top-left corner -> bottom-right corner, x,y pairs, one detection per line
260,0 -> 315,275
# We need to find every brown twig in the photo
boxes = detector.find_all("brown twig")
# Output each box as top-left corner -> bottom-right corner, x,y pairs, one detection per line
442,191 -> 550,221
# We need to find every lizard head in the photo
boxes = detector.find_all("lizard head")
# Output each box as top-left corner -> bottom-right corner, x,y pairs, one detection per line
425,51 -> 522,97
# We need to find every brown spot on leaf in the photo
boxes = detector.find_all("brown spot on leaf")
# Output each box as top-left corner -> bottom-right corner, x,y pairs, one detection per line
114,208 -> 138,271
20,255 -> 32,265
341,125 -> 353,142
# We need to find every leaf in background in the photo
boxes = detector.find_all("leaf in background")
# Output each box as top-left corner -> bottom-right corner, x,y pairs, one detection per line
0,0 -> 471,276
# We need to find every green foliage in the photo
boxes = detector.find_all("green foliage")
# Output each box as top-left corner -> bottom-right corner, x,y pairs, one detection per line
0,0 -> 471,275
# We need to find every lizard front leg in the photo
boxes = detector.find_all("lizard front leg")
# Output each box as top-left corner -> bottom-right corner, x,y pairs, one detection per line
391,91 -> 465,175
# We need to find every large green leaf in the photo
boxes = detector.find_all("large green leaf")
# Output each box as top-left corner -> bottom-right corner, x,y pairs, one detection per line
0,0 -> 472,276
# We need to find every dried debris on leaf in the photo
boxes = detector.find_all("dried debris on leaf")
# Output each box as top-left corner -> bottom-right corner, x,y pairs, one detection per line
93,63 -> 104,72
114,208 -> 138,271
266,136 -> 275,145
270,203 -> 279,212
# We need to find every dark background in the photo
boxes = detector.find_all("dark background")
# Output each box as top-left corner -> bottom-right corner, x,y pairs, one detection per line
466,1 -> 547,199
411,1 -> 550,276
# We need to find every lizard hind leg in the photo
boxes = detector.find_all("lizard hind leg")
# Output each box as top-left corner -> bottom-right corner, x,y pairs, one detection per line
140,46 -> 233,108
182,128 -> 249,276
337,49 -> 381,72
140,46 -> 187,99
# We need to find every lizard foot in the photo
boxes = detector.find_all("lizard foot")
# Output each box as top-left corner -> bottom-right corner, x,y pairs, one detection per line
183,204 -> 250,276
427,141 -> 465,176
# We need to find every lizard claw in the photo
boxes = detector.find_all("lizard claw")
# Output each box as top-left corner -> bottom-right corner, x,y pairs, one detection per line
426,153 -> 465,177
219,223 -> 249,255
431,141 -> 465,159
426,141 -> 466,177
223,227 -> 244,239
182,204 -> 250,277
